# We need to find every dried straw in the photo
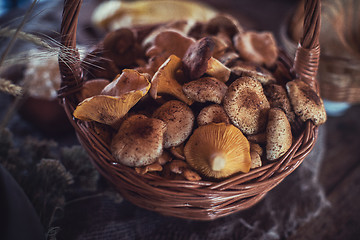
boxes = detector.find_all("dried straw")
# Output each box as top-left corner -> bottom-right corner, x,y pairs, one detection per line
0,78 -> 23,96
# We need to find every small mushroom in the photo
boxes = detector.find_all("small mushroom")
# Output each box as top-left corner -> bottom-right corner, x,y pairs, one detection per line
150,55 -> 193,105
182,37 -> 231,82
135,162 -> 163,175
143,25 -> 195,50
157,150 -> 173,165
218,51 -> 240,67
197,104 -> 230,126
266,108 -> 292,161
170,143 -> 185,160
205,57 -> 231,82
230,61 -> 276,85
111,114 -> 167,167
250,151 -> 262,169
182,37 -> 215,80
168,160 -> 202,181
184,123 -> 251,179
77,79 -> 110,101
204,14 -> 243,38
145,30 -> 195,72
152,100 -> 194,148
234,31 -> 278,68
73,73 -> 151,127
250,143 -> 263,156
103,28 -> 144,67
286,79 -> 327,126
182,77 -> 228,104
249,143 -> 263,169
211,35 -> 231,59
264,83 -> 296,124
223,76 -> 270,135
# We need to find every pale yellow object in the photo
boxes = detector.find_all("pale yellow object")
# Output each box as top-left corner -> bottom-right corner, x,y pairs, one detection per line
184,123 -> 251,179
92,0 -> 218,31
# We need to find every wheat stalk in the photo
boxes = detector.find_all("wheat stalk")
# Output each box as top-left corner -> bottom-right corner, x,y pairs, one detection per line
0,78 -> 23,96
0,27 -> 52,49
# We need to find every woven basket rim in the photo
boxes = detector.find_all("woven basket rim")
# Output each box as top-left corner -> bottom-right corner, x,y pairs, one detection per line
58,0 -> 321,220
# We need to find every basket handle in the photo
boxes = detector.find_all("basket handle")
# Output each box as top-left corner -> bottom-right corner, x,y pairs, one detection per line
58,0 -> 83,98
293,0 -> 321,91
57,0 -> 321,97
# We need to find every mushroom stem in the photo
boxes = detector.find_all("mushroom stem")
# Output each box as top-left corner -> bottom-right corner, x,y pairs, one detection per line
209,152 -> 226,171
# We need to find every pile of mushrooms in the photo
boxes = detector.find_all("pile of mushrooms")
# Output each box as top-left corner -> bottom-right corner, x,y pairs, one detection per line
74,14 -> 326,181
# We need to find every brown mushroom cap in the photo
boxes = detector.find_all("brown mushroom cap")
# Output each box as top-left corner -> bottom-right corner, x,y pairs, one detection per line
101,69 -> 151,96
233,31 -> 278,67
250,142 -> 264,156
218,51 -> 240,67
103,28 -> 144,67
197,104 -> 230,126
184,123 -> 251,179
182,77 -> 228,104
182,37 -> 215,80
266,108 -> 293,161
145,30 -> 195,72
204,14 -> 243,38
286,79 -> 327,126
230,61 -> 276,85
223,76 -> 270,135
77,79 -> 110,101
264,83 -> 296,124
111,114 -> 167,167
250,151 -> 262,169
152,100 -> 194,148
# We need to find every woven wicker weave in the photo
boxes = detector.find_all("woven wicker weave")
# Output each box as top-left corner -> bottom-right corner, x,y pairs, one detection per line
58,0 -> 321,220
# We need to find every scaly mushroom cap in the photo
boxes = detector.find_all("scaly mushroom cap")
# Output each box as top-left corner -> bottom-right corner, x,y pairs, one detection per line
286,79 -> 327,126
152,100 -> 194,148
184,123 -> 251,179
266,108 -> 293,161
230,61 -> 276,85
264,83 -> 296,124
101,69 -> 151,96
182,77 -> 228,104
223,76 -> 270,135
182,37 -> 215,80
77,79 -> 110,101
150,55 -> 193,105
111,114 -> 167,167
233,31 -> 278,67
197,104 -> 230,126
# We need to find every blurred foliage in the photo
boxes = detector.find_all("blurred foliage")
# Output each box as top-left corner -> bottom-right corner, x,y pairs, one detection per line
0,128 -> 99,230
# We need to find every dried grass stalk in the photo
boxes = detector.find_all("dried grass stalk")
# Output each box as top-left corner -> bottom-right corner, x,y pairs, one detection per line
0,78 -> 23,96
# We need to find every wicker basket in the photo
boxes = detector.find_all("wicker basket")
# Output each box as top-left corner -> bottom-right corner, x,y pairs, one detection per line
58,0 -> 321,220
280,0 -> 360,104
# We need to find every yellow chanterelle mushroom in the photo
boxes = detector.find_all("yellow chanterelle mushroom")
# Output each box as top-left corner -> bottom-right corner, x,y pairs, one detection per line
73,70 -> 150,127
184,123 -> 251,179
